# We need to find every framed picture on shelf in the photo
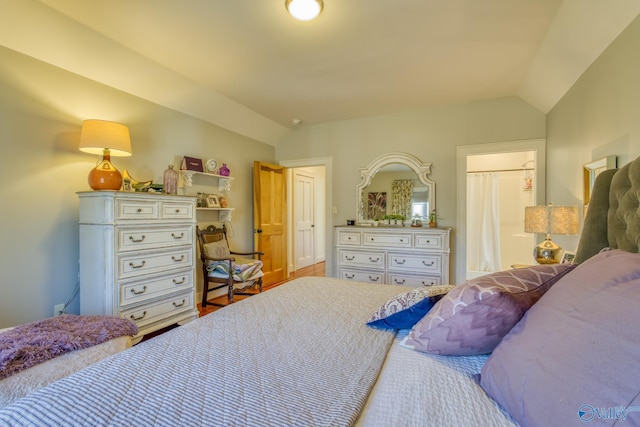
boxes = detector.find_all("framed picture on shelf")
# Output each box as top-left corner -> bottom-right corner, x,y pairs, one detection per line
561,251 -> 576,264
206,194 -> 221,208
181,156 -> 204,172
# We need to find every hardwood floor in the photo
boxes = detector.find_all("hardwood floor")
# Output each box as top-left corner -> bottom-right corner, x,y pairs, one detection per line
140,262 -> 325,343
198,261 -> 326,317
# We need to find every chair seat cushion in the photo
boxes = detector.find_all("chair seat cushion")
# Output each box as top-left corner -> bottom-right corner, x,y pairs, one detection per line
207,258 -> 264,282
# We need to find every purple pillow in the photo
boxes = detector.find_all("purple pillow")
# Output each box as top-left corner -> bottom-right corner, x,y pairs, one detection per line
400,264 -> 575,355
480,249 -> 640,427
367,285 -> 454,330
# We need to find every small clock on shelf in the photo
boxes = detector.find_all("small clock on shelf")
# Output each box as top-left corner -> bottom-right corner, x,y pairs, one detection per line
205,159 -> 218,174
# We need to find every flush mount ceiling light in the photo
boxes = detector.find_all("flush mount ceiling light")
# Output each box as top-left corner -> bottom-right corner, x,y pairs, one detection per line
285,0 -> 324,21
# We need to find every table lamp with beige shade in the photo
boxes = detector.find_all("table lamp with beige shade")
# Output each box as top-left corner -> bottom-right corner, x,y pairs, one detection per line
524,204 -> 579,264
79,119 -> 132,191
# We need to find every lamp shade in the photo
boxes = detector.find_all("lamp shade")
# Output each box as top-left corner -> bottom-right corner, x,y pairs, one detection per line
524,205 -> 579,235
285,0 -> 323,21
79,120 -> 132,157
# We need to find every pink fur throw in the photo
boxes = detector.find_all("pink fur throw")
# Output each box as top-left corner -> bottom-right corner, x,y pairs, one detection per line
0,314 -> 137,380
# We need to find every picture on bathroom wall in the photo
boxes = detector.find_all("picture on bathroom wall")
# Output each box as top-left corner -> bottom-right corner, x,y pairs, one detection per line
367,192 -> 387,220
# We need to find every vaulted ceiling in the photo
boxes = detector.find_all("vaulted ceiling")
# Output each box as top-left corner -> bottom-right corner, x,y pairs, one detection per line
2,1 -> 639,145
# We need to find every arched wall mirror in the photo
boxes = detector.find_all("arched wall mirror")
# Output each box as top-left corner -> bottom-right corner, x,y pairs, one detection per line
356,152 -> 435,223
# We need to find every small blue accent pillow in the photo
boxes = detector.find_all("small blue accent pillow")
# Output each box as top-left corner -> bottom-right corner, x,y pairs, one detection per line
367,285 -> 454,330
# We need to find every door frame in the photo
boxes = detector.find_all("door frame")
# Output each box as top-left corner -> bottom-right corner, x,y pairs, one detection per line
280,157 -> 333,277
456,139 -> 546,283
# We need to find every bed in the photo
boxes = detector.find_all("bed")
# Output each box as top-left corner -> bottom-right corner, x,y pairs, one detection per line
0,155 -> 639,427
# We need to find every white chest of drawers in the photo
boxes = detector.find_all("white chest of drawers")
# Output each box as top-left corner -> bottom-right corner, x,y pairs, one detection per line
78,191 -> 198,342
334,226 -> 451,286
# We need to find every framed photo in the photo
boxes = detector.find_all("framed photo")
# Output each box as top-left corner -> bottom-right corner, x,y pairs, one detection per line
561,251 -> 576,264
206,194 -> 220,208
181,156 -> 204,172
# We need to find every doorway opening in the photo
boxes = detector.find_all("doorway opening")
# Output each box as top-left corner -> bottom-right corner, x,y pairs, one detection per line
280,158 -> 332,277
466,151 -> 536,278
456,139 -> 546,282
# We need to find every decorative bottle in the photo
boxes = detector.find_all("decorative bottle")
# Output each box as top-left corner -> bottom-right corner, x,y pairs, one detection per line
163,165 -> 178,195
219,163 -> 230,177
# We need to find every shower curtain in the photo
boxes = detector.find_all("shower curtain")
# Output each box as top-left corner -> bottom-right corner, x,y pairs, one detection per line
467,173 -> 502,273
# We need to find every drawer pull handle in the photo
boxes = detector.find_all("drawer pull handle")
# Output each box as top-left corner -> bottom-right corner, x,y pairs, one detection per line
173,299 -> 186,308
130,311 -> 147,321
171,232 -> 184,239
129,235 -> 146,243
346,273 -> 355,279
426,240 -> 431,243
370,238 -> 375,241
172,255 -> 185,262
347,237 -> 351,240
422,281 -> 436,286
175,209 -> 180,213
400,239 -> 404,242
369,257 -> 380,262
136,208 -> 142,213
130,285 -> 147,295
394,278 -> 406,285
173,277 -> 186,285
369,276 -> 380,282
129,260 -> 146,269
345,255 -> 355,261
422,260 -> 435,267
394,259 -> 406,265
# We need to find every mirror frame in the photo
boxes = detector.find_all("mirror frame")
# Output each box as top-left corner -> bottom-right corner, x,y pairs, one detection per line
356,152 -> 435,223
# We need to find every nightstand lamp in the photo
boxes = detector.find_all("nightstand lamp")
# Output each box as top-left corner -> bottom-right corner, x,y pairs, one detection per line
524,204 -> 579,264
79,119 -> 132,191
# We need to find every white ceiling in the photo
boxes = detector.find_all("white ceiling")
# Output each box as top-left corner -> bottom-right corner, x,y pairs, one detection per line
2,0 -> 640,145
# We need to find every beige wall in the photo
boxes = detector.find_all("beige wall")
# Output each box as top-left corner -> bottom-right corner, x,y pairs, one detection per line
276,97 -> 547,282
547,14 -> 640,253
0,46 -> 274,327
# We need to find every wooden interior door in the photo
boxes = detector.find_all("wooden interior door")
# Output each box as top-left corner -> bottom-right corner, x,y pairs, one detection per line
253,161 -> 287,285
294,170 -> 315,270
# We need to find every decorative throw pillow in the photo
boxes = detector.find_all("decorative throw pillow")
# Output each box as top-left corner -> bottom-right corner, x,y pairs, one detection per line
480,249 -> 640,427
203,240 -> 231,259
367,285 -> 454,330
400,263 -> 575,355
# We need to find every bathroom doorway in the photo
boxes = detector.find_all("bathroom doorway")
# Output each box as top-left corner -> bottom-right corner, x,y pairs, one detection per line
456,139 -> 546,282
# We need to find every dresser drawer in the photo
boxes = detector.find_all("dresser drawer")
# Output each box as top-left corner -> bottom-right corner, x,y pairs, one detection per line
120,269 -> 194,306
338,249 -> 385,269
161,201 -> 194,220
337,231 -> 361,246
415,234 -> 444,250
118,248 -> 193,280
363,232 -> 412,248
116,200 -> 159,220
118,226 -> 193,252
388,253 -> 441,273
388,274 -> 442,287
340,269 -> 384,284
121,292 -> 194,329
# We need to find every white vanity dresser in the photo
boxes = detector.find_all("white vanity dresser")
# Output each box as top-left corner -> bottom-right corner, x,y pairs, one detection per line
339,151 -> 451,286
334,226 -> 451,286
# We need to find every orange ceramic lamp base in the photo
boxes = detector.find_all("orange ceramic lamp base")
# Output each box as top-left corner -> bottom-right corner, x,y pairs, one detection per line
88,150 -> 123,190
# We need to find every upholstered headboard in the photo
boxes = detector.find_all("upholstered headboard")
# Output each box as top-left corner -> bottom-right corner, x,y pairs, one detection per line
575,155 -> 640,263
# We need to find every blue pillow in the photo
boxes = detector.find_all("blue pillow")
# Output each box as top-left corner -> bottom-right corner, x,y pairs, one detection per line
367,285 -> 454,330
